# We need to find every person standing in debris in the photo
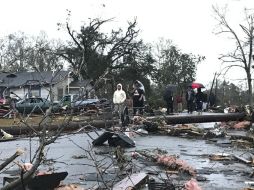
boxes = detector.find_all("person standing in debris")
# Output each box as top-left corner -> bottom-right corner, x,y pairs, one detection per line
195,88 -> 204,114
186,86 -> 195,114
132,81 -> 145,115
202,92 -> 208,111
113,84 -> 126,119
163,90 -> 174,114
208,92 -> 216,107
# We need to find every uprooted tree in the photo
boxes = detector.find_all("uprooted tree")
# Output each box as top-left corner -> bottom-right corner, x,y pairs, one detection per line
57,11 -> 155,97
57,11 -> 139,80
213,6 -> 254,106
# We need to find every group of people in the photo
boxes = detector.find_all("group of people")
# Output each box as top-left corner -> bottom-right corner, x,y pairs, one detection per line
113,81 -> 208,117
113,80 -> 145,117
164,86 -> 208,114
186,86 -> 208,114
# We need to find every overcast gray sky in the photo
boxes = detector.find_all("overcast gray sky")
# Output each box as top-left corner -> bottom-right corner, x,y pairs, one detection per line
0,0 -> 253,87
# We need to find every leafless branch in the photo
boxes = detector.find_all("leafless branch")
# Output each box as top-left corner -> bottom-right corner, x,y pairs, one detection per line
66,23 -> 83,51
213,6 -> 248,67
0,149 -> 24,172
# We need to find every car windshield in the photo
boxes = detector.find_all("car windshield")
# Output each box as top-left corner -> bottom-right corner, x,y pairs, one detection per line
34,98 -> 43,103
62,96 -> 71,102
73,95 -> 79,101
61,95 -> 80,102
17,98 -> 45,104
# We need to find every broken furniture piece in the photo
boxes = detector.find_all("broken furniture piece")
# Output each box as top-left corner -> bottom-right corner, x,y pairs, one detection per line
3,171 -> 68,190
91,131 -> 135,148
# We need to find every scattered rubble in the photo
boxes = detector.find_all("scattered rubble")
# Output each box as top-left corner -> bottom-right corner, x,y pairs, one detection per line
209,153 -> 232,161
0,129 -> 13,139
54,184 -> 85,190
233,121 -> 251,129
184,178 -> 202,190
2,110 -> 254,189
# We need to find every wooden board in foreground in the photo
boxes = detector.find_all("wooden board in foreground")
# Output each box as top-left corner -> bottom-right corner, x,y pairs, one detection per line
112,172 -> 148,190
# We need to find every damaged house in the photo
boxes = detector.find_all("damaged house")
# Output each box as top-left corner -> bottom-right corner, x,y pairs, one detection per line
0,71 -> 93,101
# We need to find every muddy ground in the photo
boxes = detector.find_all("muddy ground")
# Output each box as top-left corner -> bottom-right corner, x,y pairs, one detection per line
0,122 -> 253,190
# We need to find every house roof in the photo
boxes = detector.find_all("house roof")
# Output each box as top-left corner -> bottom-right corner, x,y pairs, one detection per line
0,71 -> 69,88
69,80 -> 93,89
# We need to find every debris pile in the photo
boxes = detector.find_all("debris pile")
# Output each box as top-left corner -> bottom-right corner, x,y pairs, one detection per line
156,154 -> 196,176
184,178 -> 202,190
54,184 -> 85,190
133,149 -> 196,176
203,128 -> 226,139
0,129 -> 13,139
163,124 -> 204,137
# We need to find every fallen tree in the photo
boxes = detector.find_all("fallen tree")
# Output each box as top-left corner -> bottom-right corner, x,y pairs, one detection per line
146,112 -> 245,124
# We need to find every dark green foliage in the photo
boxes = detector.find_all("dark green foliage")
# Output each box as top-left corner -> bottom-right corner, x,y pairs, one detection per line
153,39 -> 205,89
59,16 -> 155,98
148,39 -> 205,107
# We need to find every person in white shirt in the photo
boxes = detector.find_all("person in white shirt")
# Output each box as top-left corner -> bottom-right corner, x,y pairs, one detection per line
113,84 -> 126,117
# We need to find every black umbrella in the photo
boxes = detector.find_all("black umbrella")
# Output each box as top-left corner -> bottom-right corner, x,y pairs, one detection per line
133,80 -> 145,92
165,84 -> 177,92
164,84 -> 177,99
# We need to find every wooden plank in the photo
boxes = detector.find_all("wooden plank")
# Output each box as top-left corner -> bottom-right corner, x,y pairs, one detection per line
249,153 -> 254,165
112,172 -> 148,190
234,155 -> 251,164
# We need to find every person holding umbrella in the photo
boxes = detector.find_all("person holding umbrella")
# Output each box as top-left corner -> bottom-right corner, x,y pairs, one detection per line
132,80 -> 145,115
185,86 -> 195,114
195,88 -> 204,114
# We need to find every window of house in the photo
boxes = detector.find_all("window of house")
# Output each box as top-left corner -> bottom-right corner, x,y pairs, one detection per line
30,86 -> 40,97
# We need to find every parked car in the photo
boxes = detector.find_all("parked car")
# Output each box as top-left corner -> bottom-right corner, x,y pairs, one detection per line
56,94 -> 111,112
15,97 -> 50,114
56,94 -> 98,108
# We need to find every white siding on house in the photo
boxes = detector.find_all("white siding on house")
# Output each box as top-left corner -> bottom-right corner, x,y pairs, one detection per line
7,77 -> 74,101
11,87 -> 48,99
40,88 -> 50,100
11,88 -> 25,99
40,79 -> 72,101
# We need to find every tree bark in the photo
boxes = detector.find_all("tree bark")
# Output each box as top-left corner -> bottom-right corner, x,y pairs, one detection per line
146,113 -> 245,124
247,72 -> 253,106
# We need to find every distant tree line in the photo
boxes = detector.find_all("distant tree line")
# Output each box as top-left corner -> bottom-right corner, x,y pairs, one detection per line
210,79 -> 249,107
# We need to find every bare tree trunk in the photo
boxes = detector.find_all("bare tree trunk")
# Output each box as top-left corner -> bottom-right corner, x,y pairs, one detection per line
247,73 -> 253,106
215,79 -> 218,106
213,7 -> 254,107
